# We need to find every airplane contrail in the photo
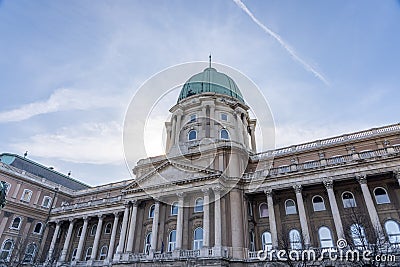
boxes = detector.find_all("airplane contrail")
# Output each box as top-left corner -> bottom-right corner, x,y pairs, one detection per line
233,0 -> 330,86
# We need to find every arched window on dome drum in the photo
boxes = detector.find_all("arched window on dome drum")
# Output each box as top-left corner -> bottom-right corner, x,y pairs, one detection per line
261,231 -> 272,251
188,130 -> 197,141
193,228 -> 203,250
312,195 -> 326,211
171,202 -> 179,215
374,187 -> 390,204
385,220 -> 400,245
289,229 -> 302,250
194,198 -> 203,212
220,129 -> 229,140
318,226 -> 334,248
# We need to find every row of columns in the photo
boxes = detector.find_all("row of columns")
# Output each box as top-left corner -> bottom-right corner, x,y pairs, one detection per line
264,175 -> 384,248
48,211 -> 122,264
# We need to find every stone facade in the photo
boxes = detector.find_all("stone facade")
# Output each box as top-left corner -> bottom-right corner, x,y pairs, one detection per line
0,67 -> 400,266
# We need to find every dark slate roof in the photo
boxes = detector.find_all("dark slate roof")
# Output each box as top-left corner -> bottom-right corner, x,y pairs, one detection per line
0,153 -> 90,191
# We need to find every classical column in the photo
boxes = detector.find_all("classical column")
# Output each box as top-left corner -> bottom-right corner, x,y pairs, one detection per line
75,216 -> 89,261
107,213 -> 120,262
323,179 -> 344,239
175,110 -> 182,144
150,201 -> 160,252
357,175 -> 384,234
176,193 -> 184,250
170,115 -> 176,147
265,189 -> 278,248
209,105 -> 215,138
234,111 -> 243,144
126,201 -> 138,252
293,185 -> 311,247
214,187 -> 222,247
242,116 -> 249,148
202,188 -> 210,247
117,204 -> 130,254
47,221 -> 61,262
395,170 -> 400,187
59,219 -> 75,262
250,123 -> 256,153
90,215 -> 104,260
230,188 -> 245,258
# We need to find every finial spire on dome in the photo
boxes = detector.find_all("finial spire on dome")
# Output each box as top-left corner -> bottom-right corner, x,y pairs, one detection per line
209,54 -> 212,68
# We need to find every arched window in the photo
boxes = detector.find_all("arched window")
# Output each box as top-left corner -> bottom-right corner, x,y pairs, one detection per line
99,245 -> 108,260
85,247 -> 92,261
77,226 -> 83,237
261,231 -> 272,251
20,189 -> 32,202
194,198 -> 203,212
312,195 -> 326,211
168,230 -> 177,252
11,217 -> 21,229
374,187 -> 390,204
318,226 -> 334,248
350,224 -> 367,249
0,239 -> 14,262
289,229 -> 302,250
249,231 -> 255,252
90,224 -> 97,236
342,191 -> 357,208
41,196 -> 52,208
149,204 -> 155,218
384,220 -> 400,245
144,233 -> 152,254
220,129 -> 229,140
193,227 -> 203,250
33,222 -> 42,234
259,203 -> 268,218
71,248 -> 78,261
188,130 -> 197,141
171,202 -> 178,216
104,223 -> 112,234
285,199 -> 297,215
22,243 -> 37,264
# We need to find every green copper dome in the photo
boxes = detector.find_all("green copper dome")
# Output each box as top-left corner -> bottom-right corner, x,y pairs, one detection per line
178,67 -> 244,103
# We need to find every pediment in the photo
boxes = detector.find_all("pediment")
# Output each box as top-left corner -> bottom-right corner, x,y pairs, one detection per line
123,160 -> 220,192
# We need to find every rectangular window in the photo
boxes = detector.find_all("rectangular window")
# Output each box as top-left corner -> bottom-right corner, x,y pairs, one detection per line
41,196 -> 52,208
221,113 -> 228,121
20,189 -> 32,203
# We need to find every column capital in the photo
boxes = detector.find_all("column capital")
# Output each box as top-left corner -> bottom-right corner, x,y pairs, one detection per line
131,200 -> 138,207
201,188 -> 210,196
176,192 -> 185,199
175,109 -> 184,116
97,214 -> 104,220
293,184 -> 302,194
69,218 -> 76,223
323,178 -> 334,189
356,174 -> 368,185
113,211 -> 120,217
213,185 -> 223,193
264,188 -> 273,197
82,216 -> 89,222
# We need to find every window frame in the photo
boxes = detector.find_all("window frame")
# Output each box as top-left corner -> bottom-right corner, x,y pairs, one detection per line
168,230 -> 177,252
171,202 -> 178,216
350,223 -> 368,249
384,220 -> 400,245
193,227 -> 203,250
85,247 -> 92,261
20,189 -> 33,203
312,195 -> 326,212
318,226 -> 334,248
194,198 -> 203,213
41,196 -> 52,208
373,187 -> 390,204
221,113 -> 228,121
90,224 -> 98,236
261,231 -> 272,251
189,114 -> 197,123
149,204 -> 155,218
77,226 -> 83,237
342,191 -> 357,208
22,243 -> 37,264
144,233 -> 152,254
249,231 -> 255,252
259,202 -> 269,218
188,130 -> 197,141
71,248 -> 78,261
104,223 -> 112,234
220,129 -> 230,140
99,245 -> 108,260
10,217 -> 22,230
0,239 -> 14,262
289,229 -> 302,250
285,199 -> 297,215
33,222 -> 43,234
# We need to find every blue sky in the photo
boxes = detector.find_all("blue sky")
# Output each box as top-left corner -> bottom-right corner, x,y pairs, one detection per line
0,0 -> 399,185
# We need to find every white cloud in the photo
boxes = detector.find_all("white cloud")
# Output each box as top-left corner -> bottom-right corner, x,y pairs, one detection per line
0,88 -> 125,123
10,121 -> 124,165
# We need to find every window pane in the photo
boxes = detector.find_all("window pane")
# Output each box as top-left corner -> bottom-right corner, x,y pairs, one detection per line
374,188 -> 390,204
259,203 -> 268,218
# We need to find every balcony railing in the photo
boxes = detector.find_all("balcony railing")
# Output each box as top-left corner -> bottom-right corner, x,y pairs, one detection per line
179,249 -> 200,258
